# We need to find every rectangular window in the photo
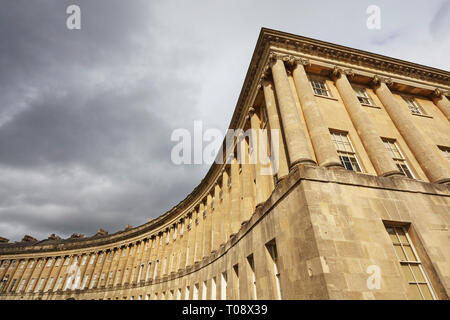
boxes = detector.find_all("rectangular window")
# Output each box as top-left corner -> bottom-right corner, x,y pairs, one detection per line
9,279 -> 17,292
330,130 -> 363,172
82,275 -> 89,289
211,277 -> 217,300
89,255 -> 96,265
385,225 -> 436,300
193,283 -> 199,300
233,264 -> 239,299
202,281 -> 207,300
55,258 -> 61,267
382,139 -> 415,179
81,255 -> 87,265
247,255 -> 257,300
146,294 -> 150,300
35,278 -> 45,292
266,239 -> 282,299
353,86 -> 373,105
438,146 -> 450,162
90,274 -> 98,289
46,258 -> 53,267
153,260 -> 159,280
18,279 -> 26,292
0,260 -> 7,269
27,278 -> 36,292
19,261 -> 26,269
177,288 -> 181,300
310,78 -> 330,97
54,277 -> 63,291
146,262 -> 152,281
10,259 -> 17,268
185,286 -> 190,300
44,277 -> 54,292
221,272 -> 227,300
403,96 -> 425,115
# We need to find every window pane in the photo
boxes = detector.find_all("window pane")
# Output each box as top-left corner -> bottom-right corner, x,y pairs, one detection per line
408,284 -> 422,300
386,227 -> 398,243
400,264 -> 414,282
403,245 -> 417,261
411,265 -> 425,282
396,228 -> 408,244
394,244 -> 407,260
419,284 -> 433,300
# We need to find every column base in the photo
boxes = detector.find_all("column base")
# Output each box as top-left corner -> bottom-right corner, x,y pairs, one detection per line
434,177 -> 450,185
289,159 -> 317,171
323,161 -> 345,170
382,170 -> 404,178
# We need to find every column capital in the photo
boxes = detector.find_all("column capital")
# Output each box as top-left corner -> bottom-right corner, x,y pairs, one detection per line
371,75 -> 393,88
431,88 -> 446,100
331,66 -> 354,81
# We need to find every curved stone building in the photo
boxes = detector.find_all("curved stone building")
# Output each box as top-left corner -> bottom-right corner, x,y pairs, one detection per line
1,28 -> 449,300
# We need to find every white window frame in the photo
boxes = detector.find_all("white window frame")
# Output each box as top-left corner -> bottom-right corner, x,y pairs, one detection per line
310,78 -> 330,97
353,86 -> 374,105
386,225 -> 437,300
330,130 -> 364,172
382,138 -> 415,179
402,96 -> 425,115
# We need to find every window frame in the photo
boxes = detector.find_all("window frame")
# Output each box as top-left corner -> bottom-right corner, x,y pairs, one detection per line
402,96 -> 426,116
330,130 -> 364,173
309,77 -> 331,97
382,138 -> 415,179
352,85 -> 375,106
384,224 -> 437,300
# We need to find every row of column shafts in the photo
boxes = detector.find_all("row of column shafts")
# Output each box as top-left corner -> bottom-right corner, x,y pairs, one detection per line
1,54 -> 449,297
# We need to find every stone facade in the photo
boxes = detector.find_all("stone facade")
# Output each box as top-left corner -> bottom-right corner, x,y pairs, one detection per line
0,28 -> 449,300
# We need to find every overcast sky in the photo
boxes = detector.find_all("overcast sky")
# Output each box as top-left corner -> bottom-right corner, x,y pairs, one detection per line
0,0 -> 448,242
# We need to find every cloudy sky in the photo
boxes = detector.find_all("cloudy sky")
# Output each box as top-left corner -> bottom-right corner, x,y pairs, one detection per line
0,0 -> 449,242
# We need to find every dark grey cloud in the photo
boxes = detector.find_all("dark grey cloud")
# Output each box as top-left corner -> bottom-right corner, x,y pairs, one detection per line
0,0 -> 448,241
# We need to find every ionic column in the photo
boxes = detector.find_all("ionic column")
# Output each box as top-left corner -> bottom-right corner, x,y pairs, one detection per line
230,155 -> 242,235
249,107 -> 273,206
155,232 -> 167,279
202,193 -> 213,258
122,245 -> 136,285
177,218 -> 189,270
212,183 -> 222,251
186,211 -> 197,266
239,132 -> 256,222
270,55 -> 316,169
291,60 -> 342,168
332,68 -> 401,177
373,78 -> 450,183
133,241 -> 147,283
148,236 -> 161,281
195,203 -> 205,262
432,89 -> 450,121
262,79 -> 289,180
142,237 -> 155,282
99,251 -> 112,287
221,167 -> 231,243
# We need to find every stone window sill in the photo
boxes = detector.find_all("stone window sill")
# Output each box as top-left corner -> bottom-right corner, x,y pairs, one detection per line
314,94 -> 338,101
411,113 -> 433,119
361,103 -> 381,109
